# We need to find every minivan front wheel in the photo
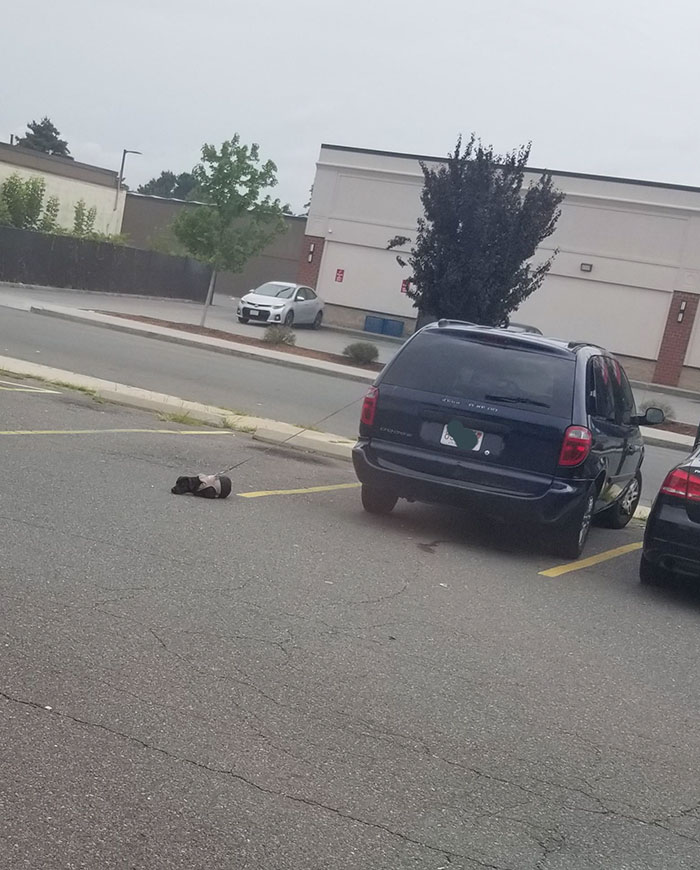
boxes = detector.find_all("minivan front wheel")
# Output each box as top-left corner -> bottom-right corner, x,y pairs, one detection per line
551,487 -> 595,560
361,485 -> 397,515
597,472 -> 641,529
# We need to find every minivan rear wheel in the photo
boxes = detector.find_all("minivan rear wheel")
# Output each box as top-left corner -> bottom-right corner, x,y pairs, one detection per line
597,471 -> 641,529
551,486 -> 595,560
361,485 -> 398,515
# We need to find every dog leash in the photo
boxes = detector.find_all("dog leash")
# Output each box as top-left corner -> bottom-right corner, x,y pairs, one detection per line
215,394 -> 366,477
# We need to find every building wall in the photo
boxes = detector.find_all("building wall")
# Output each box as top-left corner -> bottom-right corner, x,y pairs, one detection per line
303,145 -> 700,381
0,142 -> 123,235
121,193 -> 306,296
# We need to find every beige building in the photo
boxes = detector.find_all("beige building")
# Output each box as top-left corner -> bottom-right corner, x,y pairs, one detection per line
0,142 -> 124,235
299,144 -> 700,388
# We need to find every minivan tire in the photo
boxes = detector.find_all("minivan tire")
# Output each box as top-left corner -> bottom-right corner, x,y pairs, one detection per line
361,485 -> 398,515
597,471 -> 641,529
551,486 -> 595,560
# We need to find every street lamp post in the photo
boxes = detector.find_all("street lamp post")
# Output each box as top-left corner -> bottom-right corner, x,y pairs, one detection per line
114,148 -> 142,210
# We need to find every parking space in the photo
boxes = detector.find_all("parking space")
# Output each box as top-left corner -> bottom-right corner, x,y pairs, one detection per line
4,383 -> 700,869
0,376 -> 646,583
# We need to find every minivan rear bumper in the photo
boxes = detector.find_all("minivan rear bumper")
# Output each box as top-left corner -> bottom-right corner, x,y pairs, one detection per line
353,440 -> 590,526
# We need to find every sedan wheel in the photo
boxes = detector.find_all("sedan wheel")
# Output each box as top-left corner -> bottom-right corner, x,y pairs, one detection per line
284,310 -> 294,327
313,311 -> 323,330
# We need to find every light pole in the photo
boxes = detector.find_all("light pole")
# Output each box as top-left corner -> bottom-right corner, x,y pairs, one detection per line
114,148 -> 142,210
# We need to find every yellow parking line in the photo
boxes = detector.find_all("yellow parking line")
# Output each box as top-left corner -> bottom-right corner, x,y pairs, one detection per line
539,542 -> 643,577
0,428 -> 235,436
239,482 -> 361,499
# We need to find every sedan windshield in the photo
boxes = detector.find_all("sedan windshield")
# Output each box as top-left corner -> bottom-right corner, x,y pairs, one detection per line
253,282 -> 296,299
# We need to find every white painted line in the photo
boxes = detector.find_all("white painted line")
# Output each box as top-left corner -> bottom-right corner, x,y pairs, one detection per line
0,379 -> 61,393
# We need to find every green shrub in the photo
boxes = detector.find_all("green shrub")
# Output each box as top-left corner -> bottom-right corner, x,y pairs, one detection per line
343,341 -> 379,365
263,325 -> 296,346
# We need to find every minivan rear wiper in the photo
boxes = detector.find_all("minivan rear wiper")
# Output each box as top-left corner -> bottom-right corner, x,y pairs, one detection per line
484,394 -> 550,408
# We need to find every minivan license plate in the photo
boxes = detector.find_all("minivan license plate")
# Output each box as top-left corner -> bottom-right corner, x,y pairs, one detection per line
440,423 -> 484,451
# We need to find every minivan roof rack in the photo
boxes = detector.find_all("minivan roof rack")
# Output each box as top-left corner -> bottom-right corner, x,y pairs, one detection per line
436,319 -> 477,327
567,340 -> 606,351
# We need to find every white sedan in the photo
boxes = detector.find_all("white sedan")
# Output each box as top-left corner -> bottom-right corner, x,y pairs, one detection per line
237,282 -> 324,329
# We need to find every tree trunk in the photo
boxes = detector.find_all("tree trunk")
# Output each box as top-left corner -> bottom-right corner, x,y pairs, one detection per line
414,309 -> 438,332
199,268 -> 217,328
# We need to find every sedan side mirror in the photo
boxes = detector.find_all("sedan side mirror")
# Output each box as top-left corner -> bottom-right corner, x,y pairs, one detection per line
641,407 -> 665,426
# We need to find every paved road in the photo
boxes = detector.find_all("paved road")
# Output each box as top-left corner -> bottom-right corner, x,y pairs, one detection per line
0,307 -> 683,503
3,387 -> 700,868
0,283 -> 403,364
0,306 -> 366,435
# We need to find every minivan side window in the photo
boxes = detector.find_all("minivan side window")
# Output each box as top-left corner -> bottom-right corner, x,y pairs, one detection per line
607,357 -> 637,425
589,357 -> 615,421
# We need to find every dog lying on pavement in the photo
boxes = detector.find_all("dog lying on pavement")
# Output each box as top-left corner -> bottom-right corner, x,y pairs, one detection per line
171,474 -> 232,499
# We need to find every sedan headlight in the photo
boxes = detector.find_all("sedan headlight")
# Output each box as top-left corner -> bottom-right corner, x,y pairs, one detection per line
271,304 -> 285,310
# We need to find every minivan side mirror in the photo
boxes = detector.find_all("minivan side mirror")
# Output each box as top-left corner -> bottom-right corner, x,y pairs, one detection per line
639,407 -> 665,426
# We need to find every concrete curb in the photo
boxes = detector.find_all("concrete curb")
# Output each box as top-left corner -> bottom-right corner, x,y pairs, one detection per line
29,305 -> 377,386
0,355 -> 354,463
630,379 -> 700,402
639,426 -> 695,453
634,505 -> 651,521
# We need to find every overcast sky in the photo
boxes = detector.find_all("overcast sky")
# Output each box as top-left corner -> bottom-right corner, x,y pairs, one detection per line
3,0 -> 699,210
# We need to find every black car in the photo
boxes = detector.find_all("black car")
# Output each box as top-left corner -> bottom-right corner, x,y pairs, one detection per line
641,449 -> 700,585
353,321 -> 664,558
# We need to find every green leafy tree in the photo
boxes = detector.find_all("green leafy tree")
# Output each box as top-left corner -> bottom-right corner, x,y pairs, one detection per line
16,117 -> 72,158
72,199 -> 97,236
23,177 -> 47,228
137,170 -> 200,200
1,174 -> 30,227
39,195 -> 60,232
0,196 -> 11,227
0,173 -> 57,230
173,135 -> 288,325
388,136 -> 564,326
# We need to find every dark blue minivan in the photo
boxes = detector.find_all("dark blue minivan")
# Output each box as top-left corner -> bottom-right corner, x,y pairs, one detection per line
353,321 -> 664,558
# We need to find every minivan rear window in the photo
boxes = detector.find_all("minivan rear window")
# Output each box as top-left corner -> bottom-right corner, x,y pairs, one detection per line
382,332 -> 575,417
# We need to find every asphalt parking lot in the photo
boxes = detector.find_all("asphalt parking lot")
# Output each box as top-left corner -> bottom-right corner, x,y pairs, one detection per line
3,380 -> 700,869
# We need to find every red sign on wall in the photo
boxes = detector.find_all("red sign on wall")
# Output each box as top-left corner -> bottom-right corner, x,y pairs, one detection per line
335,269 -> 345,283
400,279 -> 410,294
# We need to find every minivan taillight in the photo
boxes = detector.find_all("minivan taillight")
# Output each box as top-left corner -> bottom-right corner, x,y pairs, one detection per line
660,468 -> 700,501
558,426 -> 592,467
361,387 -> 379,426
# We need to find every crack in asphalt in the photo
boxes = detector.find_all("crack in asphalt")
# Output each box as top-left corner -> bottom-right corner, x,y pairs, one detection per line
0,690 -> 508,869
0,513 -> 199,568
434,754 -> 700,846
